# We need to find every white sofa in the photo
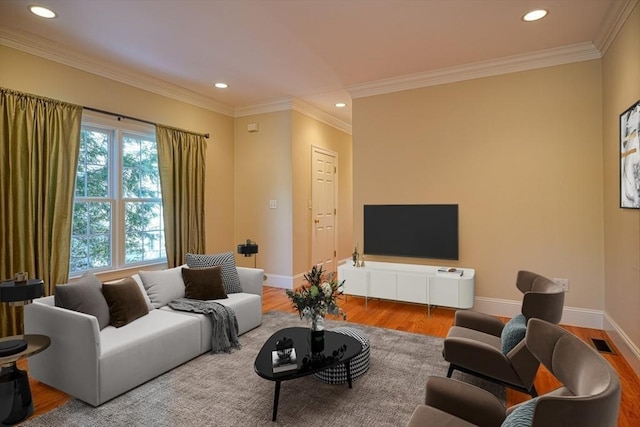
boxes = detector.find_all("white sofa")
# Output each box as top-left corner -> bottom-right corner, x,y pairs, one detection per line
24,266 -> 263,406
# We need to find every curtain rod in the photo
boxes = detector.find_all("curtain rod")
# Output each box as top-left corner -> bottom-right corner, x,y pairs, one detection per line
83,106 -> 210,139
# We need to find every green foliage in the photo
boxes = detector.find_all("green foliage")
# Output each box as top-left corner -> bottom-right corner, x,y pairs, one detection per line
285,265 -> 346,321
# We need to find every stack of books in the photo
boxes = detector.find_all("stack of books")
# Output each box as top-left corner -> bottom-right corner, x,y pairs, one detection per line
272,348 -> 298,373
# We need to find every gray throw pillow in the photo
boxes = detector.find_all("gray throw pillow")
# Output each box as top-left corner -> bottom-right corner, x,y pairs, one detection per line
138,265 -> 186,308
55,272 -> 110,330
500,314 -> 528,355
185,252 -> 243,293
102,278 -> 149,327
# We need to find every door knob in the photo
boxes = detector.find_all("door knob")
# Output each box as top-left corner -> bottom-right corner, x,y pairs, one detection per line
314,219 -> 320,224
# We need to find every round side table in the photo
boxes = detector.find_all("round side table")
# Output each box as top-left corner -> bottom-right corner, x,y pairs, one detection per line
0,334 -> 50,426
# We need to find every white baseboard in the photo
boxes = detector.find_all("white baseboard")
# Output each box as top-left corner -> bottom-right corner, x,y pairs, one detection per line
603,313 -> 640,376
473,297 -> 604,329
264,273 -> 293,289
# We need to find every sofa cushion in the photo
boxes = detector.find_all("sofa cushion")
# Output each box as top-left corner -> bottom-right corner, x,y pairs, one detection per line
98,309 -> 201,403
501,314 -> 527,355
138,265 -> 186,308
102,278 -> 149,327
501,397 -> 537,427
55,272 -> 110,330
182,266 -> 228,300
186,252 -> 243,293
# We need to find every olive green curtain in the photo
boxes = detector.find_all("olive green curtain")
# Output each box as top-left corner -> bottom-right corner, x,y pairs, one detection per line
156,125 -> 207,268
0,88 -> 82,337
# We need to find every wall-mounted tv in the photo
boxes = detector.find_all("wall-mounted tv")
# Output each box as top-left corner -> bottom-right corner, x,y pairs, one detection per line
364,204 -> 459,260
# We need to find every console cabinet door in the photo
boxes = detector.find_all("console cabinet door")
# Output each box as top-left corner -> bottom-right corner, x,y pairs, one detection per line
428,277 -> 459,308
339,267 -> 367,297
397,272 -> 428,303
369,270 -> 397,300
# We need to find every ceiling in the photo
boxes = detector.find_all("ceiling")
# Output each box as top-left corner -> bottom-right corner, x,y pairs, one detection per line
0,0 -> 632,131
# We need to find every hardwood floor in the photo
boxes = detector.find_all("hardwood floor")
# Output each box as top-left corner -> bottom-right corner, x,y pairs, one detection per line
22,285 -> 640,425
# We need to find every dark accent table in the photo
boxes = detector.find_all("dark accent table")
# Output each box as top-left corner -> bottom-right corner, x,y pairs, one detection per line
0,334 -> 50,426
0,280 -> 45,306
254,327 -> 362,422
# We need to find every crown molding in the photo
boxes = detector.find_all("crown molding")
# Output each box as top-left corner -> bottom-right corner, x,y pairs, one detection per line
234,99 -> 294,117
348,42 -> 601,100
291,99 -> 352,135
0,29 -> 235,117
594,0 -> 638,55
235,98 -> 352,134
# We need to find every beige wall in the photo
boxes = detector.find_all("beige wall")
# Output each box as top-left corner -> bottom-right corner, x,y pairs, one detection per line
234,111 -> 294,276
1,45 -> 354,287
602,4 -> 640,353
0,46 -> 236,260
353,60 -> 604,309
234,110 -> 353,286
291,111 -> 353,285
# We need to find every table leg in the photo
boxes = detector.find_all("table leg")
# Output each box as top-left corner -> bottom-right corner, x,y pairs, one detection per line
345,361 -> 353,389
272,380 -> 281,422
0,364 -> 34,426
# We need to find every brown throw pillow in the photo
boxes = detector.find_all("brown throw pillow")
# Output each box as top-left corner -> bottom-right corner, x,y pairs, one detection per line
101,278 -> 149,327
182,266 -> 228,300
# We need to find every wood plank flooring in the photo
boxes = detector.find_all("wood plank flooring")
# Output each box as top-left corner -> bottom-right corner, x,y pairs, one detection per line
21,285 -> 640,425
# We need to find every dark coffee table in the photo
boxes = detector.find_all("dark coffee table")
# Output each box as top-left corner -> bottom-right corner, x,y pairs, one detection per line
254,326 -> 362,421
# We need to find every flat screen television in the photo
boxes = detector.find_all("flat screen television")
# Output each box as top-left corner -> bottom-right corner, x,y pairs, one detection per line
364,204 -> 459,260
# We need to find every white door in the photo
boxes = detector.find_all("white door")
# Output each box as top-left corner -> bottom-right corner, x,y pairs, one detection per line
311,148 -> 337,272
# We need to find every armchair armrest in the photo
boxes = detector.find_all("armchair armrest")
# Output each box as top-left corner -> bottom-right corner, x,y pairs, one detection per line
237,267 -> 264,297
424,376 -> 506,427
444,337 -> 523,387
454,310 -> 505,337
23,296 -> 102,406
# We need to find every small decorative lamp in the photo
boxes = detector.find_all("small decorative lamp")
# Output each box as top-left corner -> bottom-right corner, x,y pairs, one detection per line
237,239 -> 259,268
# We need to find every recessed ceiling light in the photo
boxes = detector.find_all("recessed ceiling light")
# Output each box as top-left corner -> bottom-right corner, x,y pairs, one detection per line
335,102 -> 347,108
214,82 -> 229,89
29,5 -> 57,19
523,9 -> 548,22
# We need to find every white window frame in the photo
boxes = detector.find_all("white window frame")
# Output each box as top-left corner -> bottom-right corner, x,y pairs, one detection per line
70,112 -> 166,276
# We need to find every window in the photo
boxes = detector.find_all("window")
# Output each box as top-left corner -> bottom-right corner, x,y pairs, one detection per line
69,114 -> 165,274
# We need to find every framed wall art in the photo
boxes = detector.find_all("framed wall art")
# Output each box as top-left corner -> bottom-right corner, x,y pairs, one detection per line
620,100 -> 640,208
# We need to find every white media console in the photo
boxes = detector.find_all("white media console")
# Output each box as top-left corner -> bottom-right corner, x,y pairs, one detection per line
337,261 -> 475,314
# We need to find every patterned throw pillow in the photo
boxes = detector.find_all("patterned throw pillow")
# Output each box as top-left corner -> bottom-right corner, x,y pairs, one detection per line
501,397 -> 537,427
185,252 -> 243,293
501,314 -> 527,355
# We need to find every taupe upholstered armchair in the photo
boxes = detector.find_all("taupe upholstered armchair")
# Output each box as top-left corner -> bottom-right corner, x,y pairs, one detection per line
443,271 -> 564,396
408,319 -> 621,427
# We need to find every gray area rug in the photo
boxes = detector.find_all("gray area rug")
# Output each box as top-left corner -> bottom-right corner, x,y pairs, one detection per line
24,311 -> 504,426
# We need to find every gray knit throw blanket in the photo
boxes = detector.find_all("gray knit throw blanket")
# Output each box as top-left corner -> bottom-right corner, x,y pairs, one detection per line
168,298 -> 241,354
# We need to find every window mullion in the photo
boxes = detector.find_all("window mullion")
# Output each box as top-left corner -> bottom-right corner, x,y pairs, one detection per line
113,128 -> 123,270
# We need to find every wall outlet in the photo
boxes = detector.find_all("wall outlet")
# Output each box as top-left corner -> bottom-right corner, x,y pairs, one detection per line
553,278 -> 569,292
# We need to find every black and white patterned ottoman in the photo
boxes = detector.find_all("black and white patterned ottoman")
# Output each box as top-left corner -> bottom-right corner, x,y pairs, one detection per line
314,327 -> 370,384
